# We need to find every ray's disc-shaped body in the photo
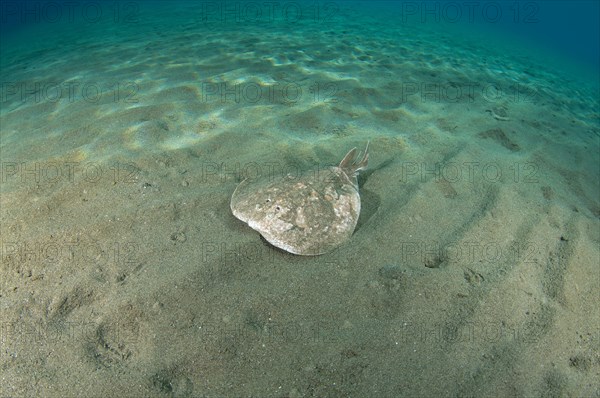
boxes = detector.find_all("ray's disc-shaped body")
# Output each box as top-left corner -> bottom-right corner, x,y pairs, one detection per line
230,143 -> 369,255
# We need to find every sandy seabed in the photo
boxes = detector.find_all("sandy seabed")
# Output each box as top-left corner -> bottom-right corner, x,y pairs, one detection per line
1,3 -> 599,397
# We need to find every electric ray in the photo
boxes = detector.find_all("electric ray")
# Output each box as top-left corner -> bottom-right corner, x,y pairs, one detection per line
230,143 -> 369,255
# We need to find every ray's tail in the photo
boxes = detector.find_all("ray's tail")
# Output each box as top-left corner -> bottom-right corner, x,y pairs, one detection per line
339,141 -> 369,177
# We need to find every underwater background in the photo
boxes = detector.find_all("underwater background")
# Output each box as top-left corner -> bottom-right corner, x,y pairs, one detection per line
1,1 -> 599,396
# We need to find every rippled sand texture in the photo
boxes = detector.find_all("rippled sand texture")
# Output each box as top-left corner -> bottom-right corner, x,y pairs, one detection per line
1,2 -> 598,397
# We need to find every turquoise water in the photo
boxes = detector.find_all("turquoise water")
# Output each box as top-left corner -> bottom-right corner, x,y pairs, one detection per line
1,2 -> 598,162
1,1 -> 599,397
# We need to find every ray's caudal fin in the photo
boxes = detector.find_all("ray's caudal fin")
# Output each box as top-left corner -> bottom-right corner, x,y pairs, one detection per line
339,141 -> 369,177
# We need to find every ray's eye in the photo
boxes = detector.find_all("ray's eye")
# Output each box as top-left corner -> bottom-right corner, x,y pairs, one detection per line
275,206 -> 281,211
265,199 -> 271,203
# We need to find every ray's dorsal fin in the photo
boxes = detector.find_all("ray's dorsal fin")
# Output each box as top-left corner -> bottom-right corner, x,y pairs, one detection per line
339,141 -> 369,177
